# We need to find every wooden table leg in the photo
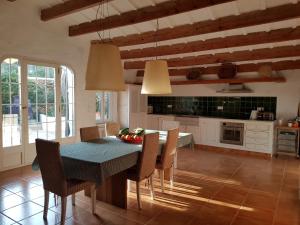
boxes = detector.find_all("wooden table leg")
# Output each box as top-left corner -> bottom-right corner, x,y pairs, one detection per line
85,170 -> 127,209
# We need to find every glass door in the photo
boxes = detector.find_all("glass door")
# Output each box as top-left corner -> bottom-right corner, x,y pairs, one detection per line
24,63 -> 59,163
0,58 -> 24,168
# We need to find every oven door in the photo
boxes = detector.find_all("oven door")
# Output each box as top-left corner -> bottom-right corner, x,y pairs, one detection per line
220,123 -> 244,145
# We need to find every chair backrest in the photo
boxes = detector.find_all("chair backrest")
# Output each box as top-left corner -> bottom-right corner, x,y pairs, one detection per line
80,126 -> 100,142
35,139 -> 67,195
137,132 -> 159,180
105,122 -> 120,136
161,120 -> 180,131
161,128 -> 179,169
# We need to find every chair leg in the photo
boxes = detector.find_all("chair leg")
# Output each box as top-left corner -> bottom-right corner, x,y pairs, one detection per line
54,194 -> 57,206
60,197 -> 67,225
136,181 -> 141,210
43,190 -> 49,219
174,151 -> 178,169
72,194 -> 75,206
150,175 -> 155,200
91,184 -> 96,215
160,170 -> 165,193
127,180 -> 131,192
170,165 -> 174,187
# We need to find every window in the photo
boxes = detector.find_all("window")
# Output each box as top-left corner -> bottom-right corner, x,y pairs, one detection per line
96,92 -> 112,122
60,66 -> 75,138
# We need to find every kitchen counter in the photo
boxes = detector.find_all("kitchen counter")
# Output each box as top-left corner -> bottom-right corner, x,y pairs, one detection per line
148,113 -> 275,123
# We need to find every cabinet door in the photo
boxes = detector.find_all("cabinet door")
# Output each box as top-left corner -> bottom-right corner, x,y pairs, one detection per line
179,125 -> 186,133
200,120 -> 219,145
186,125 -> 201,144
146,116 -> 159,130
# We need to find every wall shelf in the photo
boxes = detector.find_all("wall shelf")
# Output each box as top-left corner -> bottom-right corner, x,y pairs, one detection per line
133,76 -> 286,85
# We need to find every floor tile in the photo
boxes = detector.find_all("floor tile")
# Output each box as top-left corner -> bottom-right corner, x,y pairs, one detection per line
16,186 -> 44,200
2,202 -> 43,222
19,210 -> 61,225
0,213 -> 16,225
0,194 -> 26,212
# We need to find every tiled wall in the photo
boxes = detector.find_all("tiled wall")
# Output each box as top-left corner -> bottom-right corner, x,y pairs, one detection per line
148,96 -> 277,120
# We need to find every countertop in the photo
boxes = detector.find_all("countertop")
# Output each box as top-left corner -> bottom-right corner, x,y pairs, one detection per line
147,113 -> 276,123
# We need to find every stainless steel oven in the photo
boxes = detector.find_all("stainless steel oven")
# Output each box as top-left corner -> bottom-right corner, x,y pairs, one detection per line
220,122 -> 244,146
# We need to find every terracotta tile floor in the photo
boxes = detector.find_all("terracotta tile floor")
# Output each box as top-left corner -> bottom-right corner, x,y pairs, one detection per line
0,149 -> 299,225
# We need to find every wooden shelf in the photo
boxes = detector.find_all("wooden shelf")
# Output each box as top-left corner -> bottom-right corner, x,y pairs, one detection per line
133,76 -> 286,85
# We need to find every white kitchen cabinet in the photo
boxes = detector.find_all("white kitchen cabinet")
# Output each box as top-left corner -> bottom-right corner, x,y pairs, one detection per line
244,122 -> 273,153
158,116 -> 175,130
186,125 -> 201,144
199,119 -> 219,146
146,115 -> 159,130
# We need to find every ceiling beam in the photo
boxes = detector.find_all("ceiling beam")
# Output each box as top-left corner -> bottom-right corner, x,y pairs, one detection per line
136,60 -> 300,77
93,2 -> 300,46
121,27 -> 300,59
134,77 -> 286,85
171,76 -> 286,85
41,0 -> 111,21
68,0 -> 235,36
124,45 -> 300,69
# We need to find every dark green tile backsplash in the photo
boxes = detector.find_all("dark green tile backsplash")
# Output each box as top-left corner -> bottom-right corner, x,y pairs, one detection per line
148,96 -> 277,120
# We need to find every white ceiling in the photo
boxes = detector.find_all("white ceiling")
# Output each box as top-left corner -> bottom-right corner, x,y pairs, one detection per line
14,0 -> 300,68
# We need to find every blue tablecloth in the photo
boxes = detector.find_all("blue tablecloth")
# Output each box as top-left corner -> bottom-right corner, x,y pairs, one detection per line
32,130 -> 193,185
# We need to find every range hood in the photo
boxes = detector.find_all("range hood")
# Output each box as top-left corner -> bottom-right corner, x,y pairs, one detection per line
217,83 -> 253,93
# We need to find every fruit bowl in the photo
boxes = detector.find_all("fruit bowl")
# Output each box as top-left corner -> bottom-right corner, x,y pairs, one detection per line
122,138 -> 143,144
118,128 -> 145,144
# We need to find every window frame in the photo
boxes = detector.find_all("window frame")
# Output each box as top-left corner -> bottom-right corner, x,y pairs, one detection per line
96,91 -> 114,124
0,55 -> 77,148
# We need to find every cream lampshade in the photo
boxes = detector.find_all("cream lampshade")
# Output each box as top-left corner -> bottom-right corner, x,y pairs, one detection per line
141,60 -> 171,94
85,42 -> 125,91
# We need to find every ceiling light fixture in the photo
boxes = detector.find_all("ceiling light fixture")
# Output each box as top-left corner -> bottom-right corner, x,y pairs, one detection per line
85,0 -> 125,91
141,19 -> 171,95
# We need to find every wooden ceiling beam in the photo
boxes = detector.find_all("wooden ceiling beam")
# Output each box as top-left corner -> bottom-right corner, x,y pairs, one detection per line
121,27 -> 300,59
170,77 -> 286,85
68,0 -> 235,36
124,45 -> 300,69
41,0 -> 111,21
94,3 -> 300,46
133,77 -> 286,85
136,60 -> 300,77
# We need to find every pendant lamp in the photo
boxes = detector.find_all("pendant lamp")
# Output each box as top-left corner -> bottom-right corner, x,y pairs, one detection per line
85,42 -> 125,91
141,60 -> 171,94
85,1 -> 125,91
141,20 -> 171,94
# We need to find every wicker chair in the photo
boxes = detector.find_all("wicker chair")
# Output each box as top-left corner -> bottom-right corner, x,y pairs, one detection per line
35,139 -> 96,225
155,128 -> 179,193
105,122 -> 120,136
127,132 -> 159,210
80,126 -> 100,142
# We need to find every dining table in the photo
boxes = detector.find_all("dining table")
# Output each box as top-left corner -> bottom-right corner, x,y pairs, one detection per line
32,130 -> 194,209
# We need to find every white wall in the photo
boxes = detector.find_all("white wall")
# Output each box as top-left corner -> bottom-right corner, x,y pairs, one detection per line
0,1 -> 97,142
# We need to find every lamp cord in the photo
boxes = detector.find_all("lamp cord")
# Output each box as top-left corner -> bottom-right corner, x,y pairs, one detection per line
96,0 -> 110,42
155,18 -> 159,60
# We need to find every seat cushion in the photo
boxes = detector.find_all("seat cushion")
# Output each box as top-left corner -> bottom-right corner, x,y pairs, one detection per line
66,179 -> 91,195
127,165 -> 139,181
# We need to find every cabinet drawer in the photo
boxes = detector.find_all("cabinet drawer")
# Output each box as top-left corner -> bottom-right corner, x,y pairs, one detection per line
246,124 -> 271,132
277,145 -> 297,152
246,130 -> 269,139
277,139 -> 296,146
245,137 -> 269,145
